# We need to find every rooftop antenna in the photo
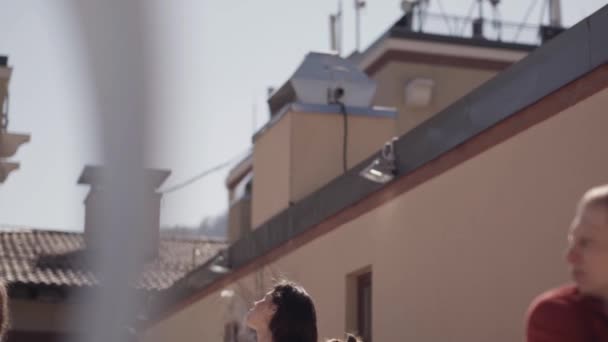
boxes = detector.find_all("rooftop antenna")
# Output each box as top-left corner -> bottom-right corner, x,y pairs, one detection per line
330,14 -> 338,52
354,0 -> 366,52
547,0 -> 562,27
400,0 -> 417,30
400,0 -> 429,32
251,97 -> 257,135
489,0 -> 502,41
329,0 -> 343,55
472,0 -> 485,39
539,0 -> 565,42
338,0 -> 343,55
417,0 -> 430,32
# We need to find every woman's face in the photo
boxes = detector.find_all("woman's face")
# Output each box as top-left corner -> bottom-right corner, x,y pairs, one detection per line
245,290 -> 277,331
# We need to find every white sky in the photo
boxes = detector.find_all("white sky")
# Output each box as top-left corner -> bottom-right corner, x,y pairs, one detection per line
0,0 -> 606,232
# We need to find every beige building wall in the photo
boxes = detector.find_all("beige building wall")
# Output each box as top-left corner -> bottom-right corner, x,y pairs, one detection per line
371,62 -> 498,135
290,112 -> 395,204
144,88 -> 608,342
228,197 -> 252,243
252,113 -> 292,228
252,111 -> 395,228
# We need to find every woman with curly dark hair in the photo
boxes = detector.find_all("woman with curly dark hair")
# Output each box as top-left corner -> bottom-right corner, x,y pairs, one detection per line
246,281 -> 317,342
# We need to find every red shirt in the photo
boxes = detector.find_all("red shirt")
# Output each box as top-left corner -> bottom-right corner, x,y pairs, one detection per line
526,285 -> 608,342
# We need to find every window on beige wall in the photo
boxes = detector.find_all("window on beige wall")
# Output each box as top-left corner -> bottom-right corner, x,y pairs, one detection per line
357,272 -> 372,342
224,321 -> 239,342
346,267 -> 372,342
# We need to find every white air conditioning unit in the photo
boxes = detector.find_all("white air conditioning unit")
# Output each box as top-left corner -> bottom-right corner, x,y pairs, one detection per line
268,52 -> 377,115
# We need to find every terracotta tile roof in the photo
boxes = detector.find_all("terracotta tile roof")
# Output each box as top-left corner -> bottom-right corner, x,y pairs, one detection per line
0,226 -> 226,291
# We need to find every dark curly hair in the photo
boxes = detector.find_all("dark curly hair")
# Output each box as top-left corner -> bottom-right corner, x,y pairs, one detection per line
268,281 -> 317,342
327,333 -> 362,342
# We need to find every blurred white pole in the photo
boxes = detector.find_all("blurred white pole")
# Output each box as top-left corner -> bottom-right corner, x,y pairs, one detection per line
68,1 -> 153,341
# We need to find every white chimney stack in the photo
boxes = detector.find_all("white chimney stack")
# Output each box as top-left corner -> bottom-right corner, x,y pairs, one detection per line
78,165 -> 170,258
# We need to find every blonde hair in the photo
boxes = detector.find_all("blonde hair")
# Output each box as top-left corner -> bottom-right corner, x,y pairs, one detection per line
581,184 -> 608,208
578,184 -> 608,223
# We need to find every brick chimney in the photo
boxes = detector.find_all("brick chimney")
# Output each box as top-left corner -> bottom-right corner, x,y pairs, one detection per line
78,165 -> 170,258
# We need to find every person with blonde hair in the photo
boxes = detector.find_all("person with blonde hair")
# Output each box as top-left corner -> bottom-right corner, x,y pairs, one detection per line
526,184 -> 608,341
